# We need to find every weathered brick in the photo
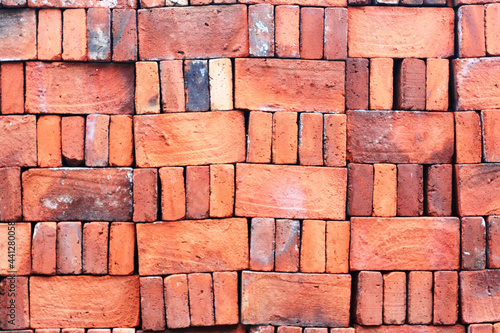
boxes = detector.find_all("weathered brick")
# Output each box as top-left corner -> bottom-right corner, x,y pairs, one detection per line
383,272 -> 406,325
426,164 -> 452,217
300,220 -> 326,273
272,112 -> 298,165
460,270 -> 500,323
109,115 -> 134,166
0,116 -> 36,167
470,325 -> 494,333
38,9 -> 62,61
37,116 -> 62,168
56,222 -> 82,275
275,5 -> 300,58
29,0 -> 136,8
300,7 -> 324,60
407,271 -> 433,324
184,60 -> 209,112
455,111 -> 482,164
456,164 -> 500,216
159,167 -> 185,221
487,216 -> 500,268
87,8 -> 111,61
397,164 -> 424,217
324,114 -> 346,167
136,62 -> 160,114
160,60 -> 185,112
249,4 -> 275,57
482,110 -> 500,162
247,111 -> 272,163
433,271 -> 459,325
61,116 -> 85,166
355,271 -> 383,326
186,166 -> 210,220
85,114 -> 110,167
108,222 -> 135,275
32,222 -> 57,275
326,221 -> 350,274
140,276 -> 166,331
486,4 -> 500,56
370,58 -> 393,110
275,219 -> 300,272
133,168 -> 157,222
82,222 -> 108,275
164,274 -> 190,329
0,168 -> 22,221
457,5 -> 486,58
250,218 -> 275,271
354,326 -> 465,333
373,164 -> 397,217
1,63 -> 24,115
210,164 -> 235,218
346,58 -> 369,110
0,223 -> 31,275
240,0 -> 345,4
209,58 -> 233,111
213,271 -> 239,325
426,58 -> 449,111
62,9 -> 87,61
0,276 -> 29,329
324,8 -> 347,60
188,273 -> 215,326
0,10 -> 36,60
347,164 -> 373,217
395,58 -> 426,110
462,217 -> 487,270
299,113 -> 323,166
112,9 -> 137,62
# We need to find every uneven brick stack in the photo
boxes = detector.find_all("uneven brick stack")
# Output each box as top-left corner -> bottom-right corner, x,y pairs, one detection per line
0,0 -> 500,332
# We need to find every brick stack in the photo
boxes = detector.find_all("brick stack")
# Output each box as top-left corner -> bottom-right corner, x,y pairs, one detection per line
0,0 -> 499,332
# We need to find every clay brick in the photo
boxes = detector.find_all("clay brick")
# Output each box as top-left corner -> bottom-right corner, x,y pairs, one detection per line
272,112 -> 298,165
350,217 -> 460,271
30,275 -> 140,328
186,166 -> 210,220
137,218 -> 249,275
136,62 -> 160,114
241,271 -> 351,327
324,8 -> 347,60
83,222 -> 108,275
188,273 -> 215,326
87,8 -> 111,61
251,327 -> 275,333
355,326 -> 466,333
370,58 -> 393,110
0,116 -> 36,167
324,114 -> 346,167
109,115 -> 133,166
165,0 -> 188,4
355,271 -> 383,326
486,4 -> 500,55
36,330 -> 60,333
299,113 -> 323,166
383,272 -> 406,325
426,164 -> 452,217
63,9 -> 87,61
470,325 -> 494,333
26,62 -> 135,115
140,276 -> 166,331
455,112 -> 482,164
160,60 -> 185,112
300,7 -> 324,60
305,329 -> 328,333
495,324 -> 500,333
0,276 -> 29,329
185,60 -> 209,112
142,0 -> 163,7
347,110 -> 454,164
159,167 -> 185,221
32,222 -> 57,275
300,220 -> 326,273
373,164 -> 397,217
397,164 -> 423,217
487,216 -> 500,268
109,222 -> 135,275
433,271 -> 458,325
1,63 -> 24,115
456,164 -> 500,216
247,111 -> 273,163
56,222 -> 82,275
330,329 -> 355,333
249,4 -> 275,57
277,328 -> 301,333
38,9 -> 62,61
347,164 -> 373,217
61,116 -> 85,166
236,163 -> 347,220
213,271 -> 239,325
2,0 -> 26,6
457,5 -> 486,58
85,114 -> 110,167
346,58 -> 369,110
426,59 -> 449,111
0,223 -> 31,275
29,0 -> 137,7
112,9 -> 137,62
348,7 -> 454,58
275,5 -> 300,58
138,5 -> 248,60
408,271 -> 433,324
37,116 -> 62,168
210,164 -> 234,218
250,218 -> 275,271
0,10 -> 36,60
164,274 -> 190,329
482,110 -> 500,162
209,58 -> 233,111
62,330 -> 84,333
135,112 -> 245,167
462,217 -> 487,270
460,270 -> 500,323
326,221 -> 350,274
0,167 -> 22,221
396,59 -> 426,110
133,168 -> 158,222
235,59 -> 345,112
275,219 -> 300,272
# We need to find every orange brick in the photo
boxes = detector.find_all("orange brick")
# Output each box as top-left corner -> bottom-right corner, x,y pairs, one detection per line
275,219 -> 300,272
373,164 -> 397,217
87,8 -> 111,61
486,4 -> 500,56
140,276 -> 166,331
0,276 -> 29,329
433,271 -> 458,325
248,4 -> 275,57
133,168 -> 158,222
186,166 -> 210,220
326,220 -> 349,274
0,9 -> 36,60
109,222 -> 135,275
0,223 -> 31,275
1,63 -> 24,115
0,167 -> 22,222
61,116 -> 85,166
457,5 -> 486,58
300,220 -> 326,273
37,116 -> 62,168
324,114 -> 346,167
85,114 -> 109,167
300,7 -> 324,60
408,271 -> 433,324
164,274 -> 190,329
160,60 -> 185,112
136,62 -> 160,114
159,167 -> 185,221
487,216 -> 500,268
455,111 -> 481,164
213,271 -> 239,325
299,113 -> 323,166
278,328 -> 301,333
112,9 -> 138,62
272,112 -> 298,165
482,110 -> 500,162
355,271 -> 383,326
0,116 -> 37,167
188,273 -> 215,326
141,0 -> 163,7
210,164 -> 234,218
209,58 -> 233,110
426,58 -> 449,111
62,9 -> 87,61
470,325 -> 494,333
83,222 -> 108,275
275,5 -> 300,58
247,111 -> 273,163
56,222 -> 82,275
324,8 -> 347,60
461,217 -> 487,270
250,218 -> 275,271
305,329 -> 328,333
456,164 -> 500,216
32,222 -> 57,275
370,58 -> 393,110
109,115 -> 133,166
383,272 -> 406,325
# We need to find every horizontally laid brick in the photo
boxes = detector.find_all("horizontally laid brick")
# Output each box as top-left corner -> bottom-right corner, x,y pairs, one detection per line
355,326 -> 466,333
0,223 -> 31,275
235,163 -> 347,220
347,111 -> 454,164
134,112 -> 245,167
299,113 -> 323,166
487,216 -> 500,268
30,276 -> 140,328
1,63 -> 24,115
0,167 -> 22,221
0,276 -> 29,329
324,114 -> 346,167
462,217 -> 487,270
140,276 -> 166,331
135,62 -> 160,114
482,110 -> 500,162
188,273 -> 215,326
272,112 -> 298,165
235,59 -> 345,113
426,59 -> 449,111
37,116 -> 62,168
370,58 -> 393,110
82,222 -> 108,275
108,222 -> 135,275
85,114 -> 109,167
397,164 -> 423,217
470,325 -> 494,333
112,9 -> 137,62
383,272 -> 406,325
138,5 -> 248,60
133,168 -> 157,222
346,58 -> 369,110
348,7 -> 454,58
395,58 -> 426,111
22,168 -> 133,221
249,4 -> 275,57
210,164 -> 235,218
25,62 -> 135,115
31,222 -> 57,275
300,7 -> 324,60
275,219 -> 300,272
186,165 -> 210,220
239,0 -> 345,5
164,274 -> 190,329
56,222 -> 82,275
159,167 -> 185,221
348,164 -> 373,217
87,8 -> 111,61
372,164 -> 397,217
457,5 -> 486,58
61,116 -> 85,166
355,271 -> 383,326
209,58 -> 233,111
455,111 -> 482,164
109,115 -> 134,166
28,0 -> 136,8
486,4 -> 500,56
184,60 -> 209,112
0,9 -> 36,60
426,164 -> 452,217
324,8 -> 347,61
241,271 -> 351,327
275,5 -> 300,58
456,164 -> 500,216
433,271 -> 459,325
247,111 -> 272,163
300,220 -> 326,273
326,221 -> 350,274
137,218 -> 248,275
407,271 -> 433,324
250,218 -> 275,271
213,271 -> 239,325
460,270 -> 500,323
160,60 -> 185,112
0,116 -> 36,167
62,9 -> 87,61
350,217 -> 460,271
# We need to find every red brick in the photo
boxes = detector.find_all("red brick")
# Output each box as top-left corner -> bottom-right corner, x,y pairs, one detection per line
396,58 -> 426,110
426,59 -> 449,111
278,328 -> 301,333
87,8 -> 111,61
324,8 -> 347,60
275,219 -> 300,272
109,115 -> 133,166
486,4 -> 500,55
28,0 -> 137,7
236,163 -> 347,220
26,62 -> 134,115
487,216 -> 500,268
457,5 -> 486,58
346,58 -> 369,110
138,6 -> 248,60
299,113 -> 323,166
300,220 -> 326,273
37,116 -> 62,168
326,221 -> 349,274
164,274 -> 190,329
1,63 -> 24,115
140,276 -> 166,331
250,327 -> 274,333
186,166 -> 210,220
160,60 -> 185,112
462,217 -> 487,270
408,271 -> 433,324
56,222 -> 82,275
373,164 -> 397,217
0,116 -> 36,167
136,62 -> 160,114
455,111 -> 482,164
300,7 -> 324,60
250,218 -> 275,271
109,222 -> 135,275
137,218 -> 248,275
0,223 -> 31,275
239,0 -> 345,5
0,167 -> 22,221
347,111 -> 454,164
133,168 -> 158,222
456,164 -> 500,216
210,164 -> 234,218
188,273 -> 215,326
62,9 -> 87,61
355,271 -> 383,326
32,222 -> 57,275
30,275 -> 140,328
135,112 -> 245,167
2,0 -> 27,7
433,271 -> 459,325
495,324 -> 500,333
324,114 -> 346,167
348,7 -> 454,58
85,114 -> 109,166
159,167 -> 185,221
272,112 -> 298,165
470,325 -> 494,333
305,329 -> 327,333
36,330 -> 60,333
355,326 -> 465,333
213,271 -> 239,325
112,9 -> 137,62
142,0 -> 163,7
330,329 -> 355,333
275,5 -> 300,58
347,164 -> 373,217
249,4 -> 274,57
426,164 -> 452,217
397,164 -> 423,217
247,111 -> 273,163
370,58 -> 393,110
241,271 -> 351,327
482,110 -> 500,162
460,270 -> 500,323
209,58 -> 233,111
83,222 -> 108,275
351,217 -> 460,271
0,10 -> 36,60
383,272 -> 406,325
235,59 -> 345,112
0,276 -> 29,329
61,116 -> 85,166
